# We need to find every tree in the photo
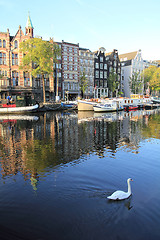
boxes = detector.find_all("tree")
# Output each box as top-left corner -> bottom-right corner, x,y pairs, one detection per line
79,70 -> 88,98
143,66 -> 160,96
129,71 -> 143,94
20,38 -> 60,103
108,69 -> 118,97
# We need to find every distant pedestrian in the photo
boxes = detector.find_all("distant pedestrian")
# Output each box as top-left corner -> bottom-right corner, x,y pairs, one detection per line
7,95 -> 11,104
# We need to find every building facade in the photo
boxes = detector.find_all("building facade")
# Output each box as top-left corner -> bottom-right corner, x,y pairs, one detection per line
61,40 -> 79,100
0,15 -> 55,103
94,48 -> 121,98
79,48 -> 94,98
119,50 -> 144,97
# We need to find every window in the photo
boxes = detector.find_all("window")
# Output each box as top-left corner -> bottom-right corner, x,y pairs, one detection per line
64,73 -> 68,79
104,64 -> 107,70
100,71 -> 103,78
0,40 -> 2,47
58,72 -> 61,78
14,40 -> 18,49
24,72 -> 30,86
69,65 -> 73,71
69,56 -> 72,62
12,53 -> 18,65
95,63 -> 99,68
0,52 -> 6,65
104,71 -> 107,79
74,48 -> 77,54
74,74 -> 78,80
12,71 -> 19,86
100,63 -> 103,69
0,53 -> 2,64
74,65 -> 77,71
69,73 -> 72,79
69,47 -> 72,52
104,80 -> 107,87
63,46 -> 67,51
74,57 -> 77,62
3,40 -> 6,48
64,56 -> 67,61
64,65 -> 67,70
100,56 -> 103,62
95,70 -> 99,78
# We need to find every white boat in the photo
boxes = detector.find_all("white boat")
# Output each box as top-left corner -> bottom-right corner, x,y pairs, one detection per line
151,97 -> 160,104
93,103 -> 117,112
0,104 -> 39,114
78,100 -> 98,111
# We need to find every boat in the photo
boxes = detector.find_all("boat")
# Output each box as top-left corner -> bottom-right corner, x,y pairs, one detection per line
78,100 -> 98,111
0,104 -> 39,114
124,105 -> 139,111
151,97 -> 160,104
61,101 -> 77,110
93,103 -> 117,112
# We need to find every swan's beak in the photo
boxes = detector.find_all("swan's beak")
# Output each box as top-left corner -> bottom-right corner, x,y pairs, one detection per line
131,179 -> 133,181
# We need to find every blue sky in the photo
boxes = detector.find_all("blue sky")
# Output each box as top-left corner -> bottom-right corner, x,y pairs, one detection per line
0,0 -> 160,60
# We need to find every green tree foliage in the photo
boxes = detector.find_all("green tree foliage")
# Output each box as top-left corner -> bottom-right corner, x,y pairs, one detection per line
20,38 -> 60,103
79,71 -> 88,98
108,69 -> 118,97
143,66 -> 160,95
129,71 -> 143,94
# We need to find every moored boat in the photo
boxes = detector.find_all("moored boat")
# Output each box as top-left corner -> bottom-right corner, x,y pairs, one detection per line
93,103 -> 117,112
78,100 -> 98,111
0,104 -> 39,114
124,105 -> 139,111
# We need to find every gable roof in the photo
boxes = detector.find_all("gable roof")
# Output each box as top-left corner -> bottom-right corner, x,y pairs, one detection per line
119,51 -> 137,62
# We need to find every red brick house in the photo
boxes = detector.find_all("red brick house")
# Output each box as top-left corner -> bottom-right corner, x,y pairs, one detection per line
0,14 -> 54,103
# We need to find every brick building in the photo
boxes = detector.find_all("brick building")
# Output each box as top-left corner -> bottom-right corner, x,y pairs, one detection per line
61,40 -> 79,100
79,48 -> 94,98
0,14 -> 54,103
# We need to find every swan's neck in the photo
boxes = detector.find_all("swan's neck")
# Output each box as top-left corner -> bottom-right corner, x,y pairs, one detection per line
127,180 -> 132,194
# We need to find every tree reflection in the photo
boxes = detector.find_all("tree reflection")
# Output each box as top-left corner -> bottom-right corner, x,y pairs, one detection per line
0,109 -> 159,189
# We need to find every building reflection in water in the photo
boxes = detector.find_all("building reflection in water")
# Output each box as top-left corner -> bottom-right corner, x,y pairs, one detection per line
0,108 -> 159,189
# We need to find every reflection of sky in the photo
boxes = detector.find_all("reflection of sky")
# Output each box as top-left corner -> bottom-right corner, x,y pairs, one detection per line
0,111 -> 160,239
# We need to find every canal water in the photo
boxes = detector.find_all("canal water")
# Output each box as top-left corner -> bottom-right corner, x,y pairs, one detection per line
0,109 -> 160,240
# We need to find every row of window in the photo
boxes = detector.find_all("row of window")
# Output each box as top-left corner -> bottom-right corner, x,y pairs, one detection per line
95,71 -> 107,79
95,80 -> 108,88
63,82 -> 79,90
95,63 -> 107,70
0,40 -> 6,48
80,59 -> 93,65
64,73 -> 78,80
63,56 -> 78,62
63,65 -> 78,71
0,52 -> 18,65
79,52 -> 94,58
63,46 -> 78,54
0,40 -> 18,49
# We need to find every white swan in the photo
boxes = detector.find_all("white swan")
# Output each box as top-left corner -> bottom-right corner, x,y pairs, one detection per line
107,178 -> 133,200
